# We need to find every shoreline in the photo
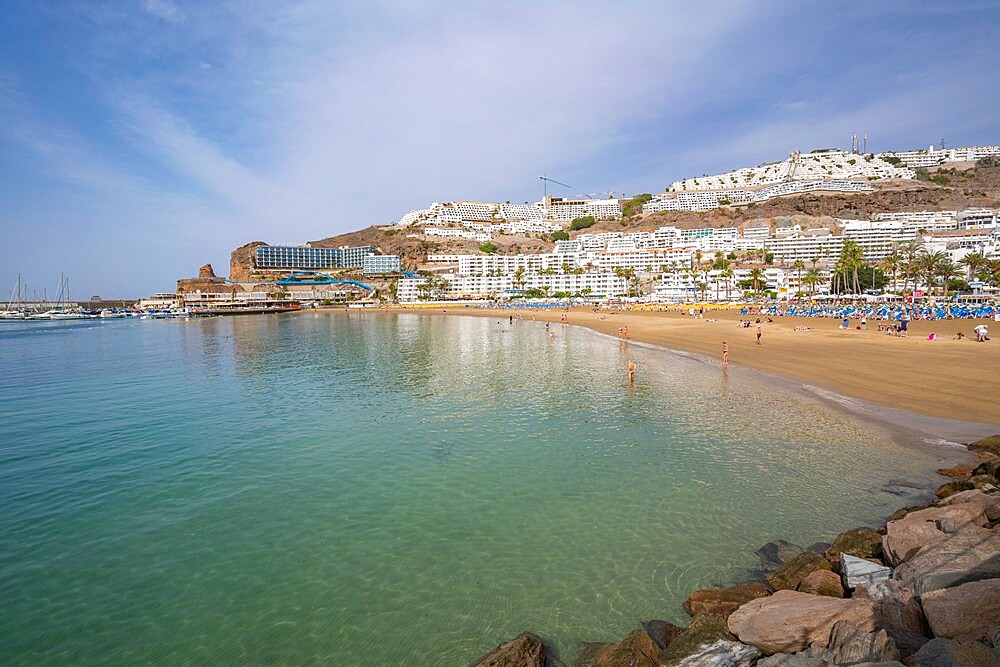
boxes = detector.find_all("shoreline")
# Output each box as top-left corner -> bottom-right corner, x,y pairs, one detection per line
387,305 -> 1000,426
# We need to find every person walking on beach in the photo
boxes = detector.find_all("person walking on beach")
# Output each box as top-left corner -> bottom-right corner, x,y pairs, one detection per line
722,341 -> 729,365
756,325 -> 762,345
627,359 -> 636,382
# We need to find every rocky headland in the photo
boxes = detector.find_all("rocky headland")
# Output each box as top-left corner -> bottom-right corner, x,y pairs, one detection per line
473,435 -> 1000,667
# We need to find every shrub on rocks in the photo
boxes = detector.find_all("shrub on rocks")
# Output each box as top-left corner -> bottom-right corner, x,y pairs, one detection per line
973,459 -> 1000,478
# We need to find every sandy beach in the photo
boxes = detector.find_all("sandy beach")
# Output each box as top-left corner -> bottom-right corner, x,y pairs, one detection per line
396,305 -> 1000,426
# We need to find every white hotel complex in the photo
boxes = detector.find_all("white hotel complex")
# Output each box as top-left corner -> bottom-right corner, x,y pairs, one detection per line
397,206 -> 1000,302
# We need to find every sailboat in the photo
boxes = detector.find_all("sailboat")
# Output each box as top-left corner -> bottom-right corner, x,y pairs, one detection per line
1,275 -> 28,319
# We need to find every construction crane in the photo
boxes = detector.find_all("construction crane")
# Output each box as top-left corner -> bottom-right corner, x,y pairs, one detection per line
539,174 -> 571,198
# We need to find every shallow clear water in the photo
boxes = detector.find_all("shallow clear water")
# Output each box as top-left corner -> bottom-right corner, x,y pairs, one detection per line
0,312 -> 946,664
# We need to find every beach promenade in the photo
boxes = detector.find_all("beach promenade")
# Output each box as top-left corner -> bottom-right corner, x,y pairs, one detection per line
399,306 -> 1000,425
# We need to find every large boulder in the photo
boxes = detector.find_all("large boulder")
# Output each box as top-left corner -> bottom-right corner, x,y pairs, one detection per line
661,615 -> 734,665
674,639 -> 760,666
768,552 -> 832,591
921,579 -> 1000,643
757,540 -> 805,570
894,527 -> 1000,596
968,435 -> 1000,457
596,630 -> 660,667
893,528 -> 1000,597
939,464 -> 976,478
860,580 -> 929,658
473,632 -> 547,667
683,582 -> 771,620
198,263 -> 216,278
825,528 -> 884,568
727,590 -> 876,654
798,569 -> 844,598
801,620 -> 900,665
936,489 -> 1000,521
882,504 -> 988,566
841,554 -> 892,590
914,638 -> 1000,667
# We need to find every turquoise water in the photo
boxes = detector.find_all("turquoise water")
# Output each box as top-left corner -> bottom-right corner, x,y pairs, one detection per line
0,312 -> 946,665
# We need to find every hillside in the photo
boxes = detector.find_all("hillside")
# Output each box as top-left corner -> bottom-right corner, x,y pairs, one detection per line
228,163 -> 1000,280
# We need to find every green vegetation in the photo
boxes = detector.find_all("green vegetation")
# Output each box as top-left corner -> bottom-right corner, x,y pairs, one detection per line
882,155 -> 902,166
478,242 -> 499,254
550,230 -> 570,241
620,193 -> 653,219
569,215 -> 597,230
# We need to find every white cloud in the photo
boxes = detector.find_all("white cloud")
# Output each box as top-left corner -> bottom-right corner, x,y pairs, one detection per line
141,0 -> 182,23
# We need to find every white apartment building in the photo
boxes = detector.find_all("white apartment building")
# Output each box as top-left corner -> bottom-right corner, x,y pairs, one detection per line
499,203 -> 547,220
596,247 -> 693,272
423,227 -> 492,242
841,221 -> 918,260
763,230 -> 844,263
878,146 -> 1000,169
396,271 -> 630,301
586,199 -> 623,219
576,231 -> 625,251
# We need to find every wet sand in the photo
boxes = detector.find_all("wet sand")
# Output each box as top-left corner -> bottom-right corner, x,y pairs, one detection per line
397,306 -> 1000,427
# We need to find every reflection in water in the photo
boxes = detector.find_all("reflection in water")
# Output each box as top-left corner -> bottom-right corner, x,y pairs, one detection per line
0,312 -> 957,666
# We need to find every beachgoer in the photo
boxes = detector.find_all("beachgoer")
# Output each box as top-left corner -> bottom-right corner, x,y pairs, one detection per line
627,359 -> 636,382
509,315 -> 513,324
861,316 -> 867,330
974,324 -> 988,342
756,325 -> 762,345
623,326 -> 629,340
722,341 -> 729,365
953,331 -> 965,340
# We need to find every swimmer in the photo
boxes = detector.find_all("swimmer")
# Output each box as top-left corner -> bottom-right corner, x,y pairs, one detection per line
722,341 -> 729,366
627,359 -> 636,382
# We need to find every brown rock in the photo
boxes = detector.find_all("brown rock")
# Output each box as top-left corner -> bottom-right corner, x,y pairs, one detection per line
895,527 -> 1000,596
640,620 -> 684,650
596,631 -> 660,667
727,589 -> 876,654
938,480 -> 977,498
921,579 -> 1000,643
756,540 -> 806,570
797,569 -> 845,598
888,505 -> 932,522
938,464 -> 976,478
825,527 -> 884,568
768,552 -> 832,591
937,489 -> 1000,521
198,263 -> 216,278
973,459 -> 1000,478
882,504 -> 988,566
570,642 -> 610,667
659,614 -> 735,665
683,582 -> 771,619
473,632 -> 546,667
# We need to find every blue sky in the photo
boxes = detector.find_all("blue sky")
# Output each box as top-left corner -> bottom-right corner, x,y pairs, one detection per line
1,1 -> 998,298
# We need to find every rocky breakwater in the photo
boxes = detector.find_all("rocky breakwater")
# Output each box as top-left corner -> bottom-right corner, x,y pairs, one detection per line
473,435 -> 1000,666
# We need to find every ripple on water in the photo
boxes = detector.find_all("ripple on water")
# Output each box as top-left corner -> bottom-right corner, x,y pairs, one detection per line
0,314 -> 947,664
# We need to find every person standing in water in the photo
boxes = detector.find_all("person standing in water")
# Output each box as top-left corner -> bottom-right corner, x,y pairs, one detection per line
722,341 -> 729,365
627,359 -> 636,383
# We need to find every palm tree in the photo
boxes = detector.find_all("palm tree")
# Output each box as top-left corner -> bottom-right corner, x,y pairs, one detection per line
802,268 -> 821,297
878,253 -> 901,294
749,267 -> 766,296
937,259 -> 962,299
959,252 -> 987,282
896,240 -> 922,295
721,267 -> 734,301
513,266 -> 526,291
792,259 -> 805,299
916,250 -> 948,298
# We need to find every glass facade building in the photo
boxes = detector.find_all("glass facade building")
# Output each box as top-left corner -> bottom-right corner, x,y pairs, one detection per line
363,255 -> 402,275
255,245 -> 377,269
